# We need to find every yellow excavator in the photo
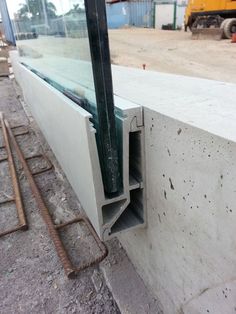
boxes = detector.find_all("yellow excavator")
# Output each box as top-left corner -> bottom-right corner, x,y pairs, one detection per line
185,0 -> 236,39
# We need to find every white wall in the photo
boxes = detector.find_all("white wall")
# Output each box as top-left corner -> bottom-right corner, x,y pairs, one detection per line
176,5 -> 186,28
155,2 -> 187,29
155,3 -> 175,29
120,110 -> 236,313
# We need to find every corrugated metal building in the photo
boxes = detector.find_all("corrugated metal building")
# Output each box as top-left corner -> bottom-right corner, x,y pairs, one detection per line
0,0 -> 15,44
106,0 -> 187,29
106,0 -> 153,29
106,1 -> 130,29
129,0 -> 153,28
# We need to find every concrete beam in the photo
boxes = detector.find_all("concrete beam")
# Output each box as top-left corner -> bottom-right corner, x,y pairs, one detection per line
112,66 -> 236,313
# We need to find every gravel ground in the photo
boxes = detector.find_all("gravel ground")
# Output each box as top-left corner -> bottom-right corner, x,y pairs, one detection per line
0,77 -> 120,314
109,28 -> 236,84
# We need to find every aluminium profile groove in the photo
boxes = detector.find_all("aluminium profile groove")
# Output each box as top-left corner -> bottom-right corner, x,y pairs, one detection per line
9,52 -> 146,242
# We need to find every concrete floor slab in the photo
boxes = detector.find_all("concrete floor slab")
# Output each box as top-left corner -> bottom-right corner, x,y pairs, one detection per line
101,239 -> 163,314
112,65 -> 236,143
0,77 -> 120,314
182,279 -> 236,314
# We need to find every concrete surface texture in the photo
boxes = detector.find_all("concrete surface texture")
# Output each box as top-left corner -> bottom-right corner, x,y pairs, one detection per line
101,239 -> 163,314
109,29 -> 236,84
182,279 -> 236,314
0,78 -> 120,314
112,65 -> 236,143
112,66 -> 236,313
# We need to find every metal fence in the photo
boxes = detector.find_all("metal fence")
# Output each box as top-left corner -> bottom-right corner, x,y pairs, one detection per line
12,16 -> 88,39
129,0 -> 153,28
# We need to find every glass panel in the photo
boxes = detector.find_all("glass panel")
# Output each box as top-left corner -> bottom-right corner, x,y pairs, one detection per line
7,0 -> 121,195
8,0 -> 95,104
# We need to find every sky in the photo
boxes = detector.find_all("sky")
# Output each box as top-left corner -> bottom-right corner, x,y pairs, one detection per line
7,0 -> 85,18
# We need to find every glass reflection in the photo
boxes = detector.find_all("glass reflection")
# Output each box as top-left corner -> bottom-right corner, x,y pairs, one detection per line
7,0 -> 121,195
9,0 -> 96,105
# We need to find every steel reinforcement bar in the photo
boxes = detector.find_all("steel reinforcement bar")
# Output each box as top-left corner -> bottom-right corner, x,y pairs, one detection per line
0,112 -> 27,237
4,117 -> 107,278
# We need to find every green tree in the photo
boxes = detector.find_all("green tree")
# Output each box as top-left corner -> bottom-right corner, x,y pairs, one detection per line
18,0 -> 57,21
66,4 -> 84,16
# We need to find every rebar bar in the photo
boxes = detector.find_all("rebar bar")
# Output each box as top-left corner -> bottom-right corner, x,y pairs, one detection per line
5,118 -> 107,278
0,113 -> 27,238
55,216 -> 108,271
25,154 -> 53,176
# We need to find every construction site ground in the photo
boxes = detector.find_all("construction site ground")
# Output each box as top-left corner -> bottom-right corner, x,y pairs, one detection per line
0,75 -> 161,313
109,28 -> 236,84
0,77 -> 121,314
1,28 -> 233,314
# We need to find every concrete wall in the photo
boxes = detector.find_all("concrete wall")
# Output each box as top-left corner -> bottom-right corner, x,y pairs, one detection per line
155,3 -> 175,29
154,2 -> 187,29
120,110 -> 236,313
112,66 -> 236,313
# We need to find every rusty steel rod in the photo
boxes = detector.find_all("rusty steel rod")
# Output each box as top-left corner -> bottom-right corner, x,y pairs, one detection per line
0,113 -> 27,238
0,225 -> 27,237
5,118 -> 75,278
0,198 -> 15,206
5,118 -> 108,277
55,216 -> 108,271
0,156 -> 8,162
31,166 -> 53,176
14,130 -> 29,137
25,153 -> 53,176
0,123 -> 26,130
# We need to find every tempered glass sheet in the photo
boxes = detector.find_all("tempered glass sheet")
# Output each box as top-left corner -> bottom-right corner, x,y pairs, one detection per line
7,0 -> 121,195
8,0 -> 96,104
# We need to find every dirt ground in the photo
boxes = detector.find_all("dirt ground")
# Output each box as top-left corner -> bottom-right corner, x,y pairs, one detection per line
109,28 -> 236,84
0,78 -> 120,314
